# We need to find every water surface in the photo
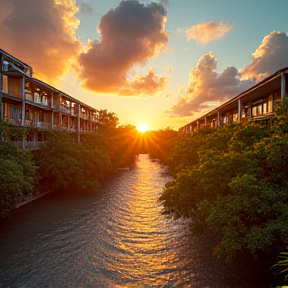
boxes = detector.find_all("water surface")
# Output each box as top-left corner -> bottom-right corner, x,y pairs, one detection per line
0,154 -> 267,287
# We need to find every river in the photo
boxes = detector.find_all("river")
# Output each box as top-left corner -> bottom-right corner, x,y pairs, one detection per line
0,154 -> 268,288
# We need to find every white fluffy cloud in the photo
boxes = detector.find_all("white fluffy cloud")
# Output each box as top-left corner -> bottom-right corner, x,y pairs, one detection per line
242,31 -> 288,80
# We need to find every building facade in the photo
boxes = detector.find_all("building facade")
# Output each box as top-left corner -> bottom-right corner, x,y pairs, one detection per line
179,67 -> 288,135
0,48 -> 101,149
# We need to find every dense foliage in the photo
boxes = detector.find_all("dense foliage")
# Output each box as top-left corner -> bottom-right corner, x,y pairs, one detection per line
0,110 -> 141,216
145,127 -> 178,163
0,122 -> 38,217
34,114 -> 141,191
160,100 -> 288,263
33,131 -> 108,191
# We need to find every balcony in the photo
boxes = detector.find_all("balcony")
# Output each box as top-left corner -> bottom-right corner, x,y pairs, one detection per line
13,141 -> 45,150
25,120 -> 34,127
81,113 -> 89,120
71,107 -> 78,116
60,105 -> 71,114
7,118 -> 22,126
91,116 -> 99,122
36,122 -> 52,129
25,89 -> 33,101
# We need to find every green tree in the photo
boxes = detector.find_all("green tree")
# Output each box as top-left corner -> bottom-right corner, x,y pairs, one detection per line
34,131 -> 100,191
160,100 -> 288,263
0,131 -> 38,217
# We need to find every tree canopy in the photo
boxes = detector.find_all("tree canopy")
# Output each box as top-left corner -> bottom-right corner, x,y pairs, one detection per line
160,100 -> 288,262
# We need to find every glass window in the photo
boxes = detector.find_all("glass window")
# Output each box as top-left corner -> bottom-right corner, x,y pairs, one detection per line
268,94 -> 273,113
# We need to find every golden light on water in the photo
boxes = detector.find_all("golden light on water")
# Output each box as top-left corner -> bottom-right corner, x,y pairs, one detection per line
137,124 -> 149,133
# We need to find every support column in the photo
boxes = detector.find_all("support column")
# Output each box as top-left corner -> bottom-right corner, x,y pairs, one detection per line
78,104 -> 81,143
51,95 -> 54,129
249,102 -> 253,118
0,91 -> 2,122
89,109 -> 92,132
0,55 -> 3,122
217,110 -> 221,127
238,99 -> 241,123
33,131 -> 36,149
204,116 -> 207,127
21,76 -> 25,126
281,74 -> 286,101
21,76 -> 26,149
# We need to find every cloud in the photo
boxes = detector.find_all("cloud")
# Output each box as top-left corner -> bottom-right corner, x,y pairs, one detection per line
78,2 -> 93,14
167,52 -> 255,117
168,31 -> 288,118
119,66 -> 170,96
242,31 -> 288,80
186,21 -> 232,45
158,0 -> 169,8
78,0 -> 169,96
0,0 -> 82,84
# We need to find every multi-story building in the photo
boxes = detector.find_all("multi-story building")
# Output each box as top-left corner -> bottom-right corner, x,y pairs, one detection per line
0,48 -> 101,149
179,67 -> 288,135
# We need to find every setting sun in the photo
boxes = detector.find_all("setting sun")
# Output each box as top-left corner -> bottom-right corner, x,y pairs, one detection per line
137,124 -> 149,133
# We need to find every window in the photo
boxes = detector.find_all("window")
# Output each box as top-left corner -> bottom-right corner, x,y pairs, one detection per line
34,92 -> 40,103
8,104 -> 20,120
25,88 -> 33,101
252,99 -> 264,116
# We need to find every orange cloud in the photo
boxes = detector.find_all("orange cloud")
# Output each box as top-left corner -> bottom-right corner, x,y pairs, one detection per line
168,31 -> 288,118
242,31 -> 288,81
0,0 -> 82,85
78,1 -> 168,96
167,52 -> 255,117
119,66 -> 169,96
186,21 -> 232,45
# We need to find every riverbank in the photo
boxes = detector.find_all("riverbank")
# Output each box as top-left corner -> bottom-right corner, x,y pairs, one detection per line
15,190 -> 53,209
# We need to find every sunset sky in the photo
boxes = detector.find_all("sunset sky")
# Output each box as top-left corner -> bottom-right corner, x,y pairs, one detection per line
1,0 -> 288,130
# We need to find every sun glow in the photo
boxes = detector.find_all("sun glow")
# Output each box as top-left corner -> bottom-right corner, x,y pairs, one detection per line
137,124 -> 149,133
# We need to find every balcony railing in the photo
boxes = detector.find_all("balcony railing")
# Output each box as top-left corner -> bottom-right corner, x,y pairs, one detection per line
13,141 -> 45,150
60,105 -> 71,114
25,120 -> 33,127
91,116 -> 99,122
6,118 -> 22,126
36,122 -> 52,129
71,107 -> 78,116
53,124 -> 76,132
81,113 -> 89,120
